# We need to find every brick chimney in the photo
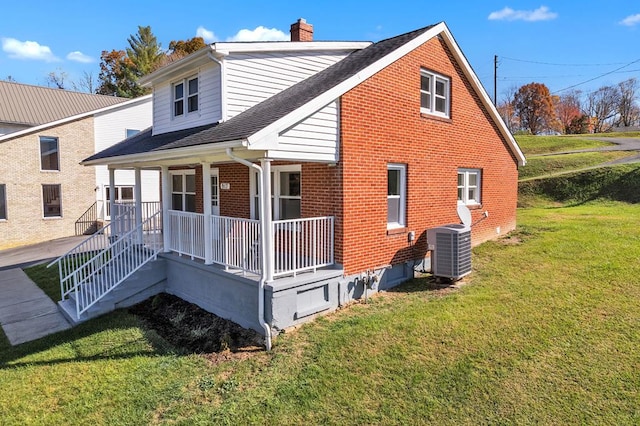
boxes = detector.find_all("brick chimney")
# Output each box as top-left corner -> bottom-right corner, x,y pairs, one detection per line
290,18 -> 313,41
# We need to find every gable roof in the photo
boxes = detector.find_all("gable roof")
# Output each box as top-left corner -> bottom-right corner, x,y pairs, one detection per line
0,81 -> 128,126
84,22 -> 525,166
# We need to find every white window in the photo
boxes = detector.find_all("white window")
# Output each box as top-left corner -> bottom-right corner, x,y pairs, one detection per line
387,164 -> 406,228
42,184 -> 61,218
173,76 -> 198,118
40,136 -> 60,171
211,169 -> 219,216
105,186 -> 134,216
458,169 -> 481,205
0,184 -> 6,220
126,129 -> 140,138
170,170 -> 196,212
251,165 -> 301,220
420,70 -> 450,118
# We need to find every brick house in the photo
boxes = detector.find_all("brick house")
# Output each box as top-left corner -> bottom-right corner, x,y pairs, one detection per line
55,20 -> 525,349
0,83 -> 156,250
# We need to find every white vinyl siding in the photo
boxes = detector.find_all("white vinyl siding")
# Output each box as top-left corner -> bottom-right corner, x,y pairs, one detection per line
275,101 -> 339,161
93,97 -> 159,206
225,51 -> 351,118
153,62 -> 222,135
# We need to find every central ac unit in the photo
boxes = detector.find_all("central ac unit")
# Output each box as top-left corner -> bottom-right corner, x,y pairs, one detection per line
427,224 -> 472,280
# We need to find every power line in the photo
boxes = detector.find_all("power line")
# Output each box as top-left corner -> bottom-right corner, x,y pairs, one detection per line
500,56 -> 628,67
553,58 -> 640,93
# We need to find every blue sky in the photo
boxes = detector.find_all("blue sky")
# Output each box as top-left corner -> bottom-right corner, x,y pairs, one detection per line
2,1 -> 639,100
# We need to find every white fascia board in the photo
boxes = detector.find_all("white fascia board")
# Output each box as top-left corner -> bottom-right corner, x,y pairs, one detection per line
265,149 -> 338,163
438,26 -> 526,166
0,95 -> 152,144
82,139 -> 244,167
139,46 -> 220,87
246,24 -> 448,147
212,41 -> 371,54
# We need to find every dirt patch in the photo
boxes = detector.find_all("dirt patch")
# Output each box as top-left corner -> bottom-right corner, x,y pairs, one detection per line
129,293 -> 265,360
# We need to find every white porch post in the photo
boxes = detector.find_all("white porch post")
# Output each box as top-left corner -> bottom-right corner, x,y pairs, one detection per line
108,168 -> 117,236
261,159 -> 274,282
202,162 -> 213,264
161,165 -> 171,252
134,167 -> 143,244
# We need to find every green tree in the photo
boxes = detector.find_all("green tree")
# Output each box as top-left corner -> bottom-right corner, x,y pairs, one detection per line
126,25 -> 164,77
96,49 -> 143,97
513,82 -> 558,135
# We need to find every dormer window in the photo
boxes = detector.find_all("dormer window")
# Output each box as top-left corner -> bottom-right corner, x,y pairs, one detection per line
173,76 -> 198,118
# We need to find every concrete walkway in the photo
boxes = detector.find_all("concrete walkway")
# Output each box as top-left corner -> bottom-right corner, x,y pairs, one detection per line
0,236 -> 86,345
0,268 -> 70,345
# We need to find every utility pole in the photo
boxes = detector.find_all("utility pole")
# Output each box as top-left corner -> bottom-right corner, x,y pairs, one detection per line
494,55 -> 498,105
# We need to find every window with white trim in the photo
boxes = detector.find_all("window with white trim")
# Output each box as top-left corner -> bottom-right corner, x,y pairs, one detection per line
0,184 -> 6,220
40,136 -> 60,171
42,184 -> 61,218
387,164 -> 406,228
420,69 -> 450,118
173,76 -> 198,117
105,186 -> 134,216
170,170 -> 196,212
457,169 -> 481,205
251,165 -> 301,220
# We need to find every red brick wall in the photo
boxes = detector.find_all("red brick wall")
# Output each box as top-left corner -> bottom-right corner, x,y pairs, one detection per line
218,163 -> 251,218
337,36 -> 519,275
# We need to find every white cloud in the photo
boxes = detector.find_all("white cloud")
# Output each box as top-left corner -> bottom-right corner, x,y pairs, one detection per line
226,26 -> 289,42
1,37 -> 59,61
66,51 -> 94,63
488,6 -> 558,22
620,13 -> 640,26
196,26 -> 218,43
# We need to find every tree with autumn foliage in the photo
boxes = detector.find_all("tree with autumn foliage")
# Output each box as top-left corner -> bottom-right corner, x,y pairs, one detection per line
154,37 -> 207,70
555,89 -> 584,134
97,49 -> 144,97
513,82 -> 558,134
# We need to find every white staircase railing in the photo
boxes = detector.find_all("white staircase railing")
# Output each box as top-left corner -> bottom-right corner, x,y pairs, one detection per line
48,210 -> 162,319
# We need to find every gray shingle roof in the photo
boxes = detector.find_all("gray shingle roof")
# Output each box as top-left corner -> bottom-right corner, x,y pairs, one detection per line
0,81 -> 128,126
85,24 -> 435,163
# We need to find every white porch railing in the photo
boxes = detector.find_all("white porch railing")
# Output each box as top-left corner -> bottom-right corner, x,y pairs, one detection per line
273,216 -> 334,277
166,212 -> 334,278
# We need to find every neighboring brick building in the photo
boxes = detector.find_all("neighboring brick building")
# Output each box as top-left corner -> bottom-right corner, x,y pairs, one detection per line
66,20 -> 525,341
0,83 -> 154,250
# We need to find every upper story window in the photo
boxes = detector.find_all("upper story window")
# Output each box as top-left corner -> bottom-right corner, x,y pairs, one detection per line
39,136 -> 59,171
387,164 -> 407,229
420,69 -> 450,118
126,129 -> 140,138
173,76 -> 198,118
458,169 -> 481,206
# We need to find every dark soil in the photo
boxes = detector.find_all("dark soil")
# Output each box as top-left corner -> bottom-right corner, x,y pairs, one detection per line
129,293 -> 265,356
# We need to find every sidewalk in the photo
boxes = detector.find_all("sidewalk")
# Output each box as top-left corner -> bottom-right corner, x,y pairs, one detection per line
0,268 -> 71,345
0,236 -> 84,345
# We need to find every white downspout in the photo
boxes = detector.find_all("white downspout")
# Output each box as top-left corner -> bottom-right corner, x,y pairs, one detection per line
208,53 -> 227,122
225,148 -> 272,351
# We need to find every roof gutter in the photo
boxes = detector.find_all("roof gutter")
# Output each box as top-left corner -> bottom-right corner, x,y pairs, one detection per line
225,147 -> 272,351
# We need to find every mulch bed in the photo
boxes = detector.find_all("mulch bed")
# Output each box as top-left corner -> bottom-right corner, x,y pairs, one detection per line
129,293 -> 265,356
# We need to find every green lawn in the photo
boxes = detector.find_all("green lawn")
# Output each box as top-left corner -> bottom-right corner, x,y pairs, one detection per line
519,151 -> 635,180
1,202 -> 639,424
515,134 -> 612,155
